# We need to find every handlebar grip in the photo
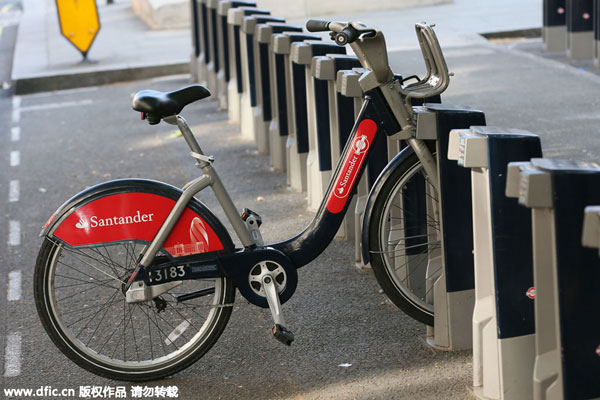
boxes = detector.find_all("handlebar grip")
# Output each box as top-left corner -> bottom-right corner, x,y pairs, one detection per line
306,19 -> 330,32
335,26 -> 359,45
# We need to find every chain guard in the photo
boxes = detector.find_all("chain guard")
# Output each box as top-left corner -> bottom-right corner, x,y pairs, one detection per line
218,247 -> 298,308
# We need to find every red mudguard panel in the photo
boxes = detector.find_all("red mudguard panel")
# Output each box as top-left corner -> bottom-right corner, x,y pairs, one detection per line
53,192 -> 224,256
326,119 -> 378,214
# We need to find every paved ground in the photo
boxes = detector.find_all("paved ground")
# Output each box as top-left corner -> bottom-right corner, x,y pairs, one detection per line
1,41 -> 598,398
0,76 -> 472,400
389,39 -> 600,162
2,0 -> 600,398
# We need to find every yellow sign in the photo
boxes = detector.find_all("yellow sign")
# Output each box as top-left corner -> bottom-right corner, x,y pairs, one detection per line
56,0 -> 101,58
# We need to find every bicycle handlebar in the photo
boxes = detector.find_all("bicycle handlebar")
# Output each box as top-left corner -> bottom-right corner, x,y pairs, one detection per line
305,19 -> 451,117
398,23 -> 450,99
305,19 -> 330,32
306,19 -> 365,45
336,26 -> 359,45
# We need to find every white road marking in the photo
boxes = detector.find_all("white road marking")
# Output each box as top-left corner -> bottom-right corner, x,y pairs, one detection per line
6,94 -> 23,376
9,180 -> 19,202
7,271 -> 21,301
8,221 -> 20,246
4,333 -> 21,377
23,86 -> 98,98
10,151 -> 19,167
11,126 -> 20,142
11,96 -> 20,123
19,99 -> 93,112
11,108 -> 19,123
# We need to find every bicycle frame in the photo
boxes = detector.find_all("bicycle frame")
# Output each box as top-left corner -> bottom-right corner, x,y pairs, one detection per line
113,88 -> 400,306
129,25 -> 446,308
176,95 -> 386,250
272,91 -> 401,266
34,20 -> 454,377
42,22 -> 446,312
136,23 -> 447,275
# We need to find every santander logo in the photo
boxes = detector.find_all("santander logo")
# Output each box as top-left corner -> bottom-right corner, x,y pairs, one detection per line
326,119 -> 377,214
334,134 -> 370,199
75,217 -> 89,229
75,210 -> 155,229
526,287 -> 536,299
354,134 -> 369,154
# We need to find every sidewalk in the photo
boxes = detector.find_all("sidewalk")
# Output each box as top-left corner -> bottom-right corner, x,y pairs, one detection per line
10,0 -> 541,94
11,0 -> 189,94
290,0 -> 541,50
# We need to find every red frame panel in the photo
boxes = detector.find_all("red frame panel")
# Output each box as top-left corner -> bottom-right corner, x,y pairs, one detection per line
52,192 -> 224,256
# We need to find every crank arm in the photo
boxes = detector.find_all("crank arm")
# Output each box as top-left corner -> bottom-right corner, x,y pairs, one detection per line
263,275 -> 286,327
262,275 -> 294,345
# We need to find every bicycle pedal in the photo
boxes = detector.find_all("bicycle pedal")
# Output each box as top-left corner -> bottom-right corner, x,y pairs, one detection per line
272,324 -> 294,346
241,208 -> 264,245
241,208 -> 262,227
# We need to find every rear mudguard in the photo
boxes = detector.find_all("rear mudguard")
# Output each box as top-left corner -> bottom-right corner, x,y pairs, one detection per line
41,179 -> 235,258
361,146 -> 416,265
40,179 -> 298,308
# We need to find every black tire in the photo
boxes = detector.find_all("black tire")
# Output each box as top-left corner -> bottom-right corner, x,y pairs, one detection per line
34,238 -> 235,381
368,149 -> 441,326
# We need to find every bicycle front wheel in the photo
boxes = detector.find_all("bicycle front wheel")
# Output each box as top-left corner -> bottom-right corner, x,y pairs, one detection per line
34,238 -> 235,381
368,150 -> 441,326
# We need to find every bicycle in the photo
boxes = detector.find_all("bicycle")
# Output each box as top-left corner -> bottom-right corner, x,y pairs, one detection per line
34,20 -> 450,381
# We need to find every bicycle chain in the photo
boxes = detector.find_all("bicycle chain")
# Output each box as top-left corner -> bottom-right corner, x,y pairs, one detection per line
138,299 -> 235,311
177,302 -> 235,309
51,241 -> 237,311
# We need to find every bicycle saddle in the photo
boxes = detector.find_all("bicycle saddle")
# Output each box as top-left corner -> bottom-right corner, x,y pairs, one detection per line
132,85 -> 211,124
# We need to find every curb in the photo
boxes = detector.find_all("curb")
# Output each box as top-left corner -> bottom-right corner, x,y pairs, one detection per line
13,62 -> 190,95
480,27 -> 541,40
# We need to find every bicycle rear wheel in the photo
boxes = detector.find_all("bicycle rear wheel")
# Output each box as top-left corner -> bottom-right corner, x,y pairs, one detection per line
368,150 -> 441,326
34,238 -> 235,381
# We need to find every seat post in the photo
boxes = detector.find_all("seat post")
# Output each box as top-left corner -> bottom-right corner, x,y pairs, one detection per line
162,116 -> 256,248
164,115 -> 207,158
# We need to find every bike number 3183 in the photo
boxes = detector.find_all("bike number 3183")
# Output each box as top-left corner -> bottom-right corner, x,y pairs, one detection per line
148,266 -> 186,283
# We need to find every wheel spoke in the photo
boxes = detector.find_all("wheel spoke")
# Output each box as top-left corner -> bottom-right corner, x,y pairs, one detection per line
61,296 -> 122,319
91,246 -> 126,277
64,249 -> 125,284
56,278 -> 119,303
38,224 -> 233,379
385,232 -> 438,243
127,302 -> 140,362
371,155 -> 440,323
97,300 -> 127,356
83,295 -> 123,347
54,274 -> 114,289
56,260 -> 120,290
71,291 -> 121,338
165,302 -> 202,333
